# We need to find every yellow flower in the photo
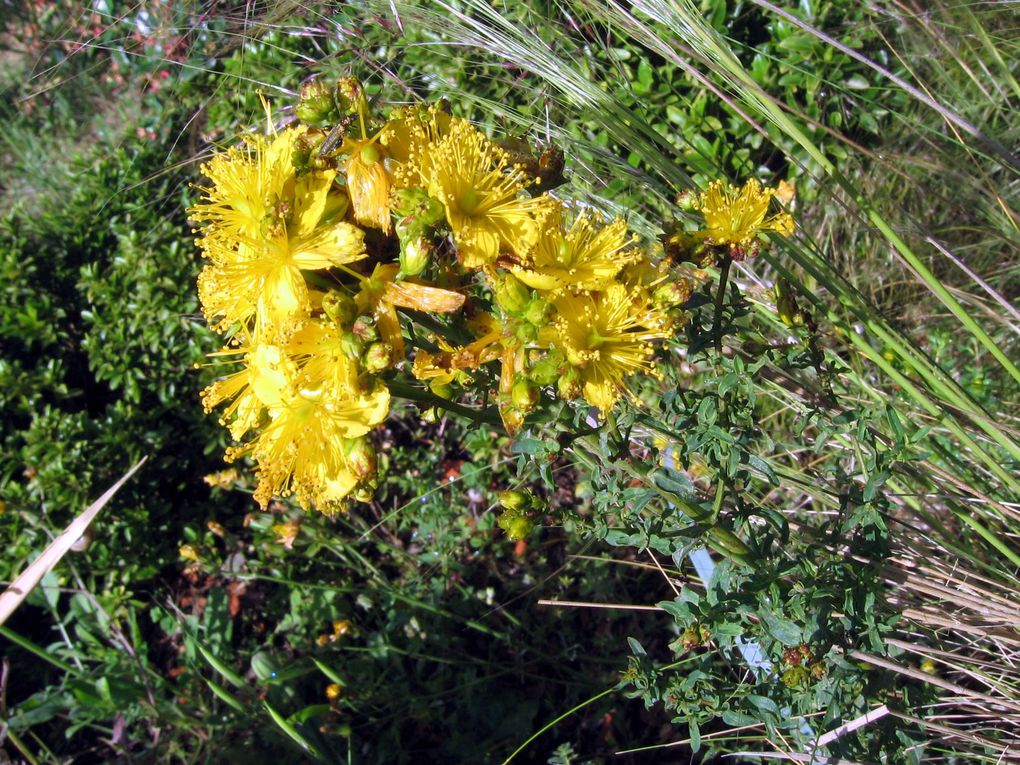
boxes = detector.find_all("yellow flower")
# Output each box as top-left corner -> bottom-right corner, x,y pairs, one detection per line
193,130 -> 366,338
381,106 -> 456,175
553,285 -> 669,413
355,263 -> 466,361
695,179 -> 794,246
231,379 -> 390,511
342,136 -> 393,233
412,120 -> 551,269
513,205 -> 637,293
201,341 -> 297,441
191,129 -> 300,243
325,683 -> 344,702
282,318 -> 362,396
203,470 -> 239,490
271,518 -> 301,549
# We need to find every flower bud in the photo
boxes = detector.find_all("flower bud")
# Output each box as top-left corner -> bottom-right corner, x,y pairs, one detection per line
362,342 -> 392,373
653,279 -> 693,309
391,187 -> 430,218
340,331 -> 363,359
322,291 -> 358,326
557,366 -> 582,400
774,277 -> 802,327
399,237 -> 431,277
419,195 -> 446,227
352,316 -> 378,341
492,273 -> 531,315
522,296 -> 548,326
429,380 -> 453,399
325,683 -> 344,702
179,544 -> 200,562
498,489 -> 530,513
514,322 -> 538,343
504,515 -> 534,542
334,77 -> 365,115
528,353 -> 561,386
781,666 -> 810,689
343,437 -> 377,481
510,378 -> 539,411
296,80 -> 338,127
675,189 -> 699,212
496,502 -> 537,541
352,480 -> 376,503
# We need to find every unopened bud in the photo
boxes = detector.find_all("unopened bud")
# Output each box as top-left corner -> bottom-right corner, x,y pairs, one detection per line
343,437 -> 377,481
498,490 -> 531,513
335,77 -> 365,115
296,80 -> 338,127
522,297 -> 548,326
514,322 -> 538,343
429,380 -> 453,399
493,273 -> 531,315
504,515 -> 534,541
291,133 -> 316,170
653,280 -> 694,309
528,353 -> 561,386
352,316 -> 378,341
362,342 -> 392,373
352,481 -> 376,503
675,189 -> 699,212
399,237 -> 431,277
510,378 -> 539,411
557,366 -> 582,400
419,195 -> 445,227
391,187 -> 429,218
322,291 -> 358,325
340,331 -> 363,359
775,278 -> 801,327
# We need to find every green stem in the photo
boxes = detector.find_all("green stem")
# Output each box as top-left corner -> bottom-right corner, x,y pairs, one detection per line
0,625 -> 81,676
501,685 -> 616,765
713,256 -> 732,353
387,379 -> 503,428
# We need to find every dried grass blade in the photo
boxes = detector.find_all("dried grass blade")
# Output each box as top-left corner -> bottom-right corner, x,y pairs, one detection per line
0,456 -> 147,627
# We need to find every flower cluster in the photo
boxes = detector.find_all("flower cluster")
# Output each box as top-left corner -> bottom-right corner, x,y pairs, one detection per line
191,80 -> 786,514
665,178 -> 794,265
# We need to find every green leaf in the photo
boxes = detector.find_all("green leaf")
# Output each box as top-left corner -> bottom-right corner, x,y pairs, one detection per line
627,637 -> 647,656
745,455 -> 779,485
657,600 -> 690,620
204,677 -> 247,714
195,643 -> 245,688
745,694 -> 781,721
760,610 -> 803,646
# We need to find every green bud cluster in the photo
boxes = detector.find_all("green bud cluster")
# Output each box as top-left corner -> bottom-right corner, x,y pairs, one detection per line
496,489 -> 543,541
296,80 -> 339,127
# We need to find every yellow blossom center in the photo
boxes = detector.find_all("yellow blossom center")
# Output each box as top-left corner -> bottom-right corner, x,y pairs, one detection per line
459,187 -> 483,215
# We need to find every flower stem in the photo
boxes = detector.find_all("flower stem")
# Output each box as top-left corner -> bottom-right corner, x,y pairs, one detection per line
387,379 -> 504,428
713,255 -> 732,353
